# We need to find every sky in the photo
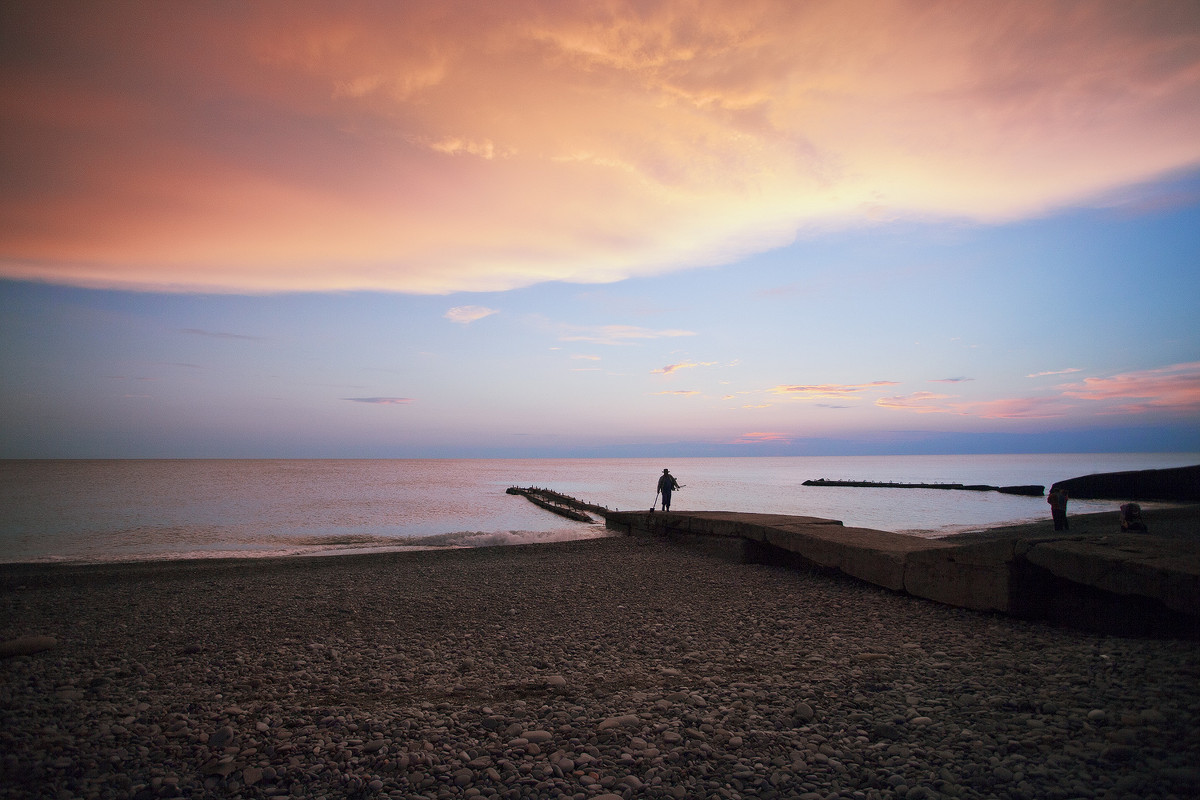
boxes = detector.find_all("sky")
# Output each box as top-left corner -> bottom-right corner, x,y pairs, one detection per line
1,0 -> 1199,458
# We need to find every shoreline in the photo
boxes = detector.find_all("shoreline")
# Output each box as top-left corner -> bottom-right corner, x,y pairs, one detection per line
2,503 -> 1195,573
3,527 -> 1199,798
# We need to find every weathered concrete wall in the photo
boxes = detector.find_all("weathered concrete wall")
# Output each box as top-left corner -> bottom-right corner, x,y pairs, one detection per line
606,511 -> 1012,613
606,510 -> 1200,637
1052,464 -> 1200,501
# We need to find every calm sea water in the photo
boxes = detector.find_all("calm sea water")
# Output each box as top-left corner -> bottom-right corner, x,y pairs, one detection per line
1,454 -> 1196,564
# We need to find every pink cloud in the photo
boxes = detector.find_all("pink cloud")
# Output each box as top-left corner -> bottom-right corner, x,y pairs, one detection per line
876,393 -> 1070,419
2,3 -> 1198,293
1060,362 -> 1200,415
962,397 -> 1071,419
651,360 -> 717,375
875,392 -> 956,414
734,432 -> 792,443
771,381 -> 899,400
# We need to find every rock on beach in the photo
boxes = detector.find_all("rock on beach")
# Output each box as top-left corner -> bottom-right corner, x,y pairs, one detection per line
1,534 -> 1198,799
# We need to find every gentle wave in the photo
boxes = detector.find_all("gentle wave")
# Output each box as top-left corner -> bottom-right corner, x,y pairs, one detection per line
3,454 -> 1196,564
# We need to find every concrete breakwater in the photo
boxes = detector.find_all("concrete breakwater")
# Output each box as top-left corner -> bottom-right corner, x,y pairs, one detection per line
606,509 -> 1200,638
1052,463 -> 1200,502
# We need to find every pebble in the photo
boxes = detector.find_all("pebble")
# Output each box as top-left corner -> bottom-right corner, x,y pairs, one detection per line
0,536 -> 1197,800
0,635 -> 57,658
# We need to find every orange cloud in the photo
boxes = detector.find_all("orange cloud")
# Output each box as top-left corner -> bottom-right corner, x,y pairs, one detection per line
3,2 -> 1199,293
734,432 -> 792,443
655,390 -> 701,396
771,381 -> 899,400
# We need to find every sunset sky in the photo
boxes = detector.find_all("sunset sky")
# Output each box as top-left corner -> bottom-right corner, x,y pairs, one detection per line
2,0 -> 1198,458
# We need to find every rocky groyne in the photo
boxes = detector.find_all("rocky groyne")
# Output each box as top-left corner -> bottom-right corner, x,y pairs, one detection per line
802,479 -> 1044,496
506,487 -> 609,522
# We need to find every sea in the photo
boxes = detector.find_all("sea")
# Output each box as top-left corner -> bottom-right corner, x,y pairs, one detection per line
1,453 -> 1196,564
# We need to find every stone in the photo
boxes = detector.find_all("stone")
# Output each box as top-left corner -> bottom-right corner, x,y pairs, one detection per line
207,726 -> 235,749
0,635 -> 57,658
597,714 -> 640,730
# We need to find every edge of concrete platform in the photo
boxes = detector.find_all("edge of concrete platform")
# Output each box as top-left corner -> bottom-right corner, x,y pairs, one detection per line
605,510 -> 1200,638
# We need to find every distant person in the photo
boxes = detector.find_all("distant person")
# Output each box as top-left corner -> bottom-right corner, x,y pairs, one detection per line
1048,488 -> 1069,530
1120,502 -> 1147,533
657,468 -> 680,512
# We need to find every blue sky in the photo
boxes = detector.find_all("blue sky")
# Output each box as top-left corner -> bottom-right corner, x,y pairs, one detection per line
1,2 -> 1198,457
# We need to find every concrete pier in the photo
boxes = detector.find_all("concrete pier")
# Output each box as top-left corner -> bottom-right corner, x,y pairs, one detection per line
605,510 -> 1200,637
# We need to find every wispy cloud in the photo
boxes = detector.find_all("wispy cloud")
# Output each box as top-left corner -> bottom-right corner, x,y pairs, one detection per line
1027,368 -> 1082,378
966,397 -> 1072,419
734,431 -> 792,443
875,392 -> 957,414
655,389 -> 701,396
931,377 -> 973,383
558,324 -> 697,346
770,381 -> 899,400
180,328 -> 263,341
877,392 -> 1070,419
343,397 -> 413,405
651,360 -> 717,375
444,306 -> 497,324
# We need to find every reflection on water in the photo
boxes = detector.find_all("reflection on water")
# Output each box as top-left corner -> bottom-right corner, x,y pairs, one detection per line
1,454 -> 1195,563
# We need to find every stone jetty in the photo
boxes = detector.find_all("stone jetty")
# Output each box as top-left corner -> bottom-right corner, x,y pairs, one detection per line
606,509 -> 1200,638
801,479 -> 1044,496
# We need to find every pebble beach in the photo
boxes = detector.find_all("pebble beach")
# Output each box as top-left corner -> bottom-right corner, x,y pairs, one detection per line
3,523 -> 1199,800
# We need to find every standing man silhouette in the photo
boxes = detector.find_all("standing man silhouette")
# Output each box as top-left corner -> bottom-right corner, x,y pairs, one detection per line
1048,488 -> 1069,531
657,468 -> 680,512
